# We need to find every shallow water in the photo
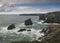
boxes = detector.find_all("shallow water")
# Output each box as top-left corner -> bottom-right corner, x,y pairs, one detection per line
0,15 -> 47,43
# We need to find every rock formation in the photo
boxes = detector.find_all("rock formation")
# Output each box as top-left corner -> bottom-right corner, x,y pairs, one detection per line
18,29 -> 26,32
7,24 -> 16,30
39,14 -> 46,20
24,18 -> 33,26
44,11 -> 60,23
27,29 -> 31,31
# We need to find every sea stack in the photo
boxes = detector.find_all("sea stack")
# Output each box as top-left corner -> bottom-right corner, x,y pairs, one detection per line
24,18 -> 33,26
39,14 -> 46,20
7,24 -> 16,30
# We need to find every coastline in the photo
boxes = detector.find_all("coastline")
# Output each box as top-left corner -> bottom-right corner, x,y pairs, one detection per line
11,25 -> 60,43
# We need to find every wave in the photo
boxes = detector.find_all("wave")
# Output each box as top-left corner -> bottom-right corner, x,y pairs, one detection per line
34,20 -> 60,25
0,23 -> 44,41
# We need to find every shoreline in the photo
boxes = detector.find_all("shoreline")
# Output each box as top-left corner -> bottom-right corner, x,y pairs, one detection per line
11,25 -> 60,43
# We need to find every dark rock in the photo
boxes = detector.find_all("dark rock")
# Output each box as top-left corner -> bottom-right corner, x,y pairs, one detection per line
24,18 -> 33,26
7,24 -> 15,30
41,29 -> 47,33
41,28 -> 52,37
38,37 -> 42,40
27,30 -> 31,31
46,28 -> 52,34
39,14 -> 46,20
18,29 -> 26,32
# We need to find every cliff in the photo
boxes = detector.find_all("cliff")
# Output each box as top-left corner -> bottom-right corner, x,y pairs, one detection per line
11,11 -> 60,43
44,11 -> 60,23
41,25 -> 60,43
19,11 -> 60,24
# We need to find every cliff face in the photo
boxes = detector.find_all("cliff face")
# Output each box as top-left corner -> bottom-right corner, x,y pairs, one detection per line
44,11 -> 60,23
41,25 -> 60,43
43,25 -> 60,39
38,11 -> 60,23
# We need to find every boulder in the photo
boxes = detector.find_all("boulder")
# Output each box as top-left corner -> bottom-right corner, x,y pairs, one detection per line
18,29 -> 26,32
24,18 -> 33,26
7,24 -> 16,30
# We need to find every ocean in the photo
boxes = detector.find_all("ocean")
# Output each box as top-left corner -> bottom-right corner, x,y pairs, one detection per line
0,15 -> 47,43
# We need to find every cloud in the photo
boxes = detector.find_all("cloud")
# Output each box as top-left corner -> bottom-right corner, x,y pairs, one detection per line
0,0 -> 60,4
0,5 -> 51,14
0,4 -> 50,12
0,4 -> 60,14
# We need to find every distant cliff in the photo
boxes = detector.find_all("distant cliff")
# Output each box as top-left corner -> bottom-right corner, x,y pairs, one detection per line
44,11 -> 60,23
19,13 -> 44,16
19,11 -> 60,24
11,25 -> 60,43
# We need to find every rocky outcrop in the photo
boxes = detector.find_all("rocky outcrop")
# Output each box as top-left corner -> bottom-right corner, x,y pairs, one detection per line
11,25 -> 60,43
38,27 -> 52,40
39,14 -> 46,20
27,30 -> 31,31
18,29 -> 31,32
41,25 -> 60,40
44,11 -> 60,23
18,29 -> 26,32
7,24 -> 16,30
24,18 -> 33,26
38,25 -> 60,41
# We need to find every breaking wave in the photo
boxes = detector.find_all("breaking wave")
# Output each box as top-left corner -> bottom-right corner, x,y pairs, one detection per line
0,22 -> 44,43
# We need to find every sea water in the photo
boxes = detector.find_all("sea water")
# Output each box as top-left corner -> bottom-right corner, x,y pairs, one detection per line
0,15 -> 47,43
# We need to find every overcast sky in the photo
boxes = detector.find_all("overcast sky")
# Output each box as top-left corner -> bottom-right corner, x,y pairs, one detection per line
0,0 -> 60,14
0,0 -> 60,4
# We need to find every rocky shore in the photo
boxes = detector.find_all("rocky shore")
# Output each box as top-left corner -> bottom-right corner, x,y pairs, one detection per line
11,25 -> 60,43
40,25 -> 60,43
41,25 -> 60,40
20,11 -> 60,23
11,11 -> 60,43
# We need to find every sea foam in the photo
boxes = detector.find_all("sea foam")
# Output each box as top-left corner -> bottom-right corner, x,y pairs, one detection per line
0,23 -> 44,41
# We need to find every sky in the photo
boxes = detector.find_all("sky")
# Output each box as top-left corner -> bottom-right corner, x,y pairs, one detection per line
0,0 -> 60,4
0,0 -> 60,14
